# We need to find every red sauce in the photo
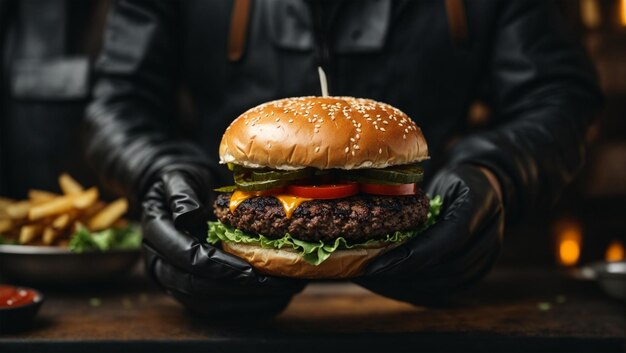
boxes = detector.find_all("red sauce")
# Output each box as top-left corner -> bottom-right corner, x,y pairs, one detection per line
0,285 -> 38,308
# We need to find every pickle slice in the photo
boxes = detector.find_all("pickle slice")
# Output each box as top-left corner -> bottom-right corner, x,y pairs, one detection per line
214,185 -> 238,192
234,173 -> 286,191
342,165 -> 424,184
363,166 -> 423,184
251,168 -> 313,182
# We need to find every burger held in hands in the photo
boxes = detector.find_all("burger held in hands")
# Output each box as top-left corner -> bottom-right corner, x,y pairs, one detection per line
208,96 -> 441,279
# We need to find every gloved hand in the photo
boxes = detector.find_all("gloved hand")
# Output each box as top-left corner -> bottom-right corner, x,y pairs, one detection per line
141,167 -> 307,317
354,164 -> 504,305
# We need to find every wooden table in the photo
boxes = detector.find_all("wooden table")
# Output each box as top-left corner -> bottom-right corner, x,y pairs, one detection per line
1,267 -> 624,352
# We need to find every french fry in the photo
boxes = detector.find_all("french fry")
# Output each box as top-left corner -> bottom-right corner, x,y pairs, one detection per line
28,189 -> 60,204
6,201 -> 31,220
88,198 -> 128,231
73,187 -> 99,210
52,213 -> 71,231
42,226 -> 59,245
19,224 -> 43,244
0,218 -> 12,233
28,196 -> 74,221
0,197 -> 14,211
59,173 -> 84,195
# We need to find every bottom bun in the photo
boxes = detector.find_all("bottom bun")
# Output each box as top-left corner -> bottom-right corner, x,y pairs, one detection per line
222,241 -> 401,279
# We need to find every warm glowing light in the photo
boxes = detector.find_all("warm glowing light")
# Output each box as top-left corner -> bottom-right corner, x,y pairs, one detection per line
554,219 -> 582,266
559,239 -> 581,266
605,240 -> 625,262
621,0 -> 626,26
581,0 -> 601,29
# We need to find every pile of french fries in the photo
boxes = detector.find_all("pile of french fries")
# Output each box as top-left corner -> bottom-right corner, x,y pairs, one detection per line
0,173 -> 129,246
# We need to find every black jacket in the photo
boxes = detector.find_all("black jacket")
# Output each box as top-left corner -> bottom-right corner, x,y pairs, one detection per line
86,0 -> 601,220
0,0 -> 109,197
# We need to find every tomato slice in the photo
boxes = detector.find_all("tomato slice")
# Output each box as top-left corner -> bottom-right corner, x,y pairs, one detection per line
287,182 -> 358,199
360,183 -> 417,196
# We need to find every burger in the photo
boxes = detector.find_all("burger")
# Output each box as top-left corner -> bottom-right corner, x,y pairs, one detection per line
207,96 -> 441,279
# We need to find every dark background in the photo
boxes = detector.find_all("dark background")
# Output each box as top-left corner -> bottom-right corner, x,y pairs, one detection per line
496,0 -> 626,268
0,0 -> 624,268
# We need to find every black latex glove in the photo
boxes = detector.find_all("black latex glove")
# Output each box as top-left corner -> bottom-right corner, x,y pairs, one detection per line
354,164 -> 504,305
141,168 -> 307,317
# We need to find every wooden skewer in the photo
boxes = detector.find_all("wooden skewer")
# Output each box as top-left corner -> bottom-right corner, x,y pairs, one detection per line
318,66 -> 329,97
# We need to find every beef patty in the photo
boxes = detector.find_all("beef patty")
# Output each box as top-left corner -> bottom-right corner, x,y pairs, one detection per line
213,191 -> 430,243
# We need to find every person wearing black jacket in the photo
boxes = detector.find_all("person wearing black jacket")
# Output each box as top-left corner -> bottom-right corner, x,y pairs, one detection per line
85,0 -> 601,315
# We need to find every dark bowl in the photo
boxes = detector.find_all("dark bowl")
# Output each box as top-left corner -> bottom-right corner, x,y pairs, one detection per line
0,245 -> 140,286
0,286 -> 44,333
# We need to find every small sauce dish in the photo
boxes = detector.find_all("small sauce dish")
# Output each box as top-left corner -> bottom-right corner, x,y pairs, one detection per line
0,284 -> 44,333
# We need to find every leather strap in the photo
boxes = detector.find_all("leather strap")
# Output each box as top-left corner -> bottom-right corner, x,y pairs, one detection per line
228,0 -> 252,62
445,0 -> 468,46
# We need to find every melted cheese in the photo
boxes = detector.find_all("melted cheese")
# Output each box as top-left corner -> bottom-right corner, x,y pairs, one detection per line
229,191 -> 253,214
229,191 -> 312,219
275,194 -> 312,218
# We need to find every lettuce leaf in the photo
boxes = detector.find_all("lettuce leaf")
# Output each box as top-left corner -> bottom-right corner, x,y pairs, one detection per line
69,225 -> 142,253
0,234 -> 17,245
207,195 -> 442,265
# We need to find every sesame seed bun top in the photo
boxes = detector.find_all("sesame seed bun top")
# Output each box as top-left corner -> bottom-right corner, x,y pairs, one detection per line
219,96 -> 429,170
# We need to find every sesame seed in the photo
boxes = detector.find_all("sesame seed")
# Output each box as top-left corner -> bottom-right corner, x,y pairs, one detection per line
356,128 -> 362,132
268,144 -> 272,148
380,127 -> 386,132
379,148 -> 383,154
403,134 -> 407,139
364,114 -> 369,118
382,120 -> 388,125
275,118 -> 280,122
351,150 -> 356,156
315,146 -> 320,152
345,147 -> 350,153
350,137 -> 355,142
355,134 -> 360,139
288,119 -> 294,123
354,145 -> 360,150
